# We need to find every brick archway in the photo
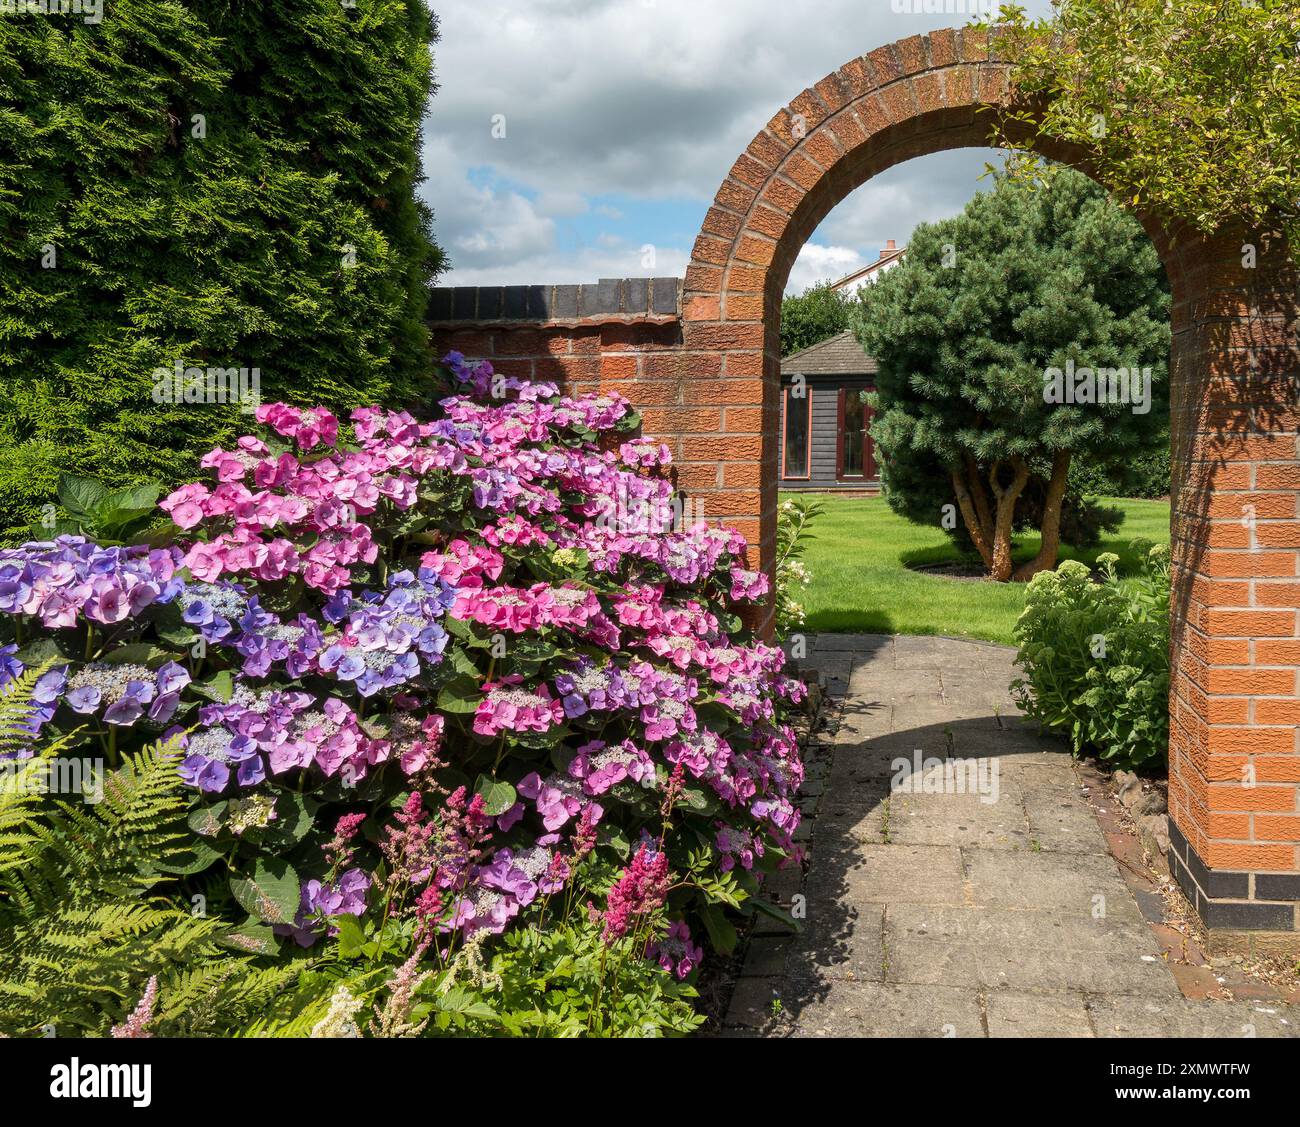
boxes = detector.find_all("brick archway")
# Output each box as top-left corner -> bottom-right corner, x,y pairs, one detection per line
427,26 -> 1300,948
678,27 -> 1300,949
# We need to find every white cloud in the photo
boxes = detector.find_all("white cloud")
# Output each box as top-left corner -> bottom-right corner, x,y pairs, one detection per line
423,136 -> 690,285
424,0 -> 1056,284
786,244 -> 868,294
785,147 -> 1000,293
441,246 -> 691,288
534,191 -> 591,219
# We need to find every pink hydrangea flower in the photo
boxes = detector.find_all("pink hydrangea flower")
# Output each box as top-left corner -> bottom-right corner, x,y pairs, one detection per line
473,677 -> 565,737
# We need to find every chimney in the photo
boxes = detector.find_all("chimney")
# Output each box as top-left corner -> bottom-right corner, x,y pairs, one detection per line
881,239 -> 896,258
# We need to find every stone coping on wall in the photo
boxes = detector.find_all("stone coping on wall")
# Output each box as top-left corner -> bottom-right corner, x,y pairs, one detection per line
427,277 -> 682,328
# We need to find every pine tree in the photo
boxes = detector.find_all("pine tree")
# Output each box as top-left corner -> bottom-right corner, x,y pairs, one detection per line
854,165 -> 1170,581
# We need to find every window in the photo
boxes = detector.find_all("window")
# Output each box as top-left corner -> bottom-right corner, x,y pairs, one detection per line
837,387 -> 877,480
840,389 -> 866,476
782,384 -> 810,478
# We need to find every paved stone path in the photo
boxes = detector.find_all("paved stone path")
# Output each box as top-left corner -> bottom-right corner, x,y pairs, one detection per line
724,635 -> 1299,1038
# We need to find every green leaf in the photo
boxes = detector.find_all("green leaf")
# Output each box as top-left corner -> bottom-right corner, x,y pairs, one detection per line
437,675 -> 482,714
100,482 -> 163,515
443,616 -> 475,640
473,775 -> 516,817
188,802 -> 229,838
156,837 -> 223,875
334,914 -> 368,959
697,902 -> 739,954
14,637 -> 69,668
680,786 -> 715,813
220,920 -> 281,957
57,474 -> 108,517
445,616 -> 491,649
436,988 -> 497,1021
450,647 -> 481,677
269,792 -> 318,844
230,858 -> 301,925
27,518 -> 82,540
101,643 -> 171,667
696,873 -> 745,910
156,622 -> 199,647
192,670 -> 234,703
745,896 -> 801,933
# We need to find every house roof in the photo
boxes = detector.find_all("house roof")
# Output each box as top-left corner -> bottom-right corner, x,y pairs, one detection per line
781,330 -> 878,375
829,242 -> 907,292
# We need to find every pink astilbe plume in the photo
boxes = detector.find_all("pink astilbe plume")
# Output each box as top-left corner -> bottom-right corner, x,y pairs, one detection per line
602,844 -> 670,943
110,976 -> 158,1038
370,938 -> 432,1038
380,791 -> 435,890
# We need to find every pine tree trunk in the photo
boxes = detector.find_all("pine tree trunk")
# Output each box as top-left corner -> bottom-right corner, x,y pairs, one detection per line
1012,450 -> 1072,582
988,458 -> 1030,582
950,465 -> 995,572
952,457 -> 1030,582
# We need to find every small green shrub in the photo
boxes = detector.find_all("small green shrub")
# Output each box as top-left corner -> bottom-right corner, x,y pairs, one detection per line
774,496 -> 824,638
1012,543 -> 1170,771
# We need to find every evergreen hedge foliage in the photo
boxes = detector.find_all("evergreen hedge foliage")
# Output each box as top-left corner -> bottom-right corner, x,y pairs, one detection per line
0,0 -> 445,542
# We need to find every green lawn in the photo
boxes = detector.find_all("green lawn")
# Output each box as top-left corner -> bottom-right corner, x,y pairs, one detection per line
788,494 -> 1171,646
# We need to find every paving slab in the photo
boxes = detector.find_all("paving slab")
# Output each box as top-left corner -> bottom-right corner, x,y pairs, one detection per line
812,799 -> 888,846
812,633 -> 892,654
805,843 -> 968,907
986,991 -> 1095,1037
886,789 -> 1032,850
1022,783 -> 1111,854
786,903 -> 886,986
886,936 -> 1179,996
885,903 -> 1158,954
963,847 -> 1146,924
1088,996 -> 1300,1038
786,981 -> 986,1038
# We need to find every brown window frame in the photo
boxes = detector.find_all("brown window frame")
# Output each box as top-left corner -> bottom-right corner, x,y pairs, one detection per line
781,383 -> 811,480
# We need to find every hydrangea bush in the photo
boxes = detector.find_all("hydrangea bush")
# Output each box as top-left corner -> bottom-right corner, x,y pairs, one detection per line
0,355 -> 806,1035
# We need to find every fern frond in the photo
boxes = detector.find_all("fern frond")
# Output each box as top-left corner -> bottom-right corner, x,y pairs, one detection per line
0,664 -> 56,760
0,668 -> 67,879
0,729 -> 293,1038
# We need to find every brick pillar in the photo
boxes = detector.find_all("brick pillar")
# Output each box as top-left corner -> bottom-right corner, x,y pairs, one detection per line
1166,228 -> 1300,953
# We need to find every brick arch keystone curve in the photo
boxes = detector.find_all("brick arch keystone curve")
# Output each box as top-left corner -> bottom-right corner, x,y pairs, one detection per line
677,27 -> 1300,950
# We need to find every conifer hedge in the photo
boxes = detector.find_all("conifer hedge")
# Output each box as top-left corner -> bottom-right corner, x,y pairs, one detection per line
0,0 -> 445,541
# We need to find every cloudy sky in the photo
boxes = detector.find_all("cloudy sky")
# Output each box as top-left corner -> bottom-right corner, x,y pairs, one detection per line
422,0 -> 1055,295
